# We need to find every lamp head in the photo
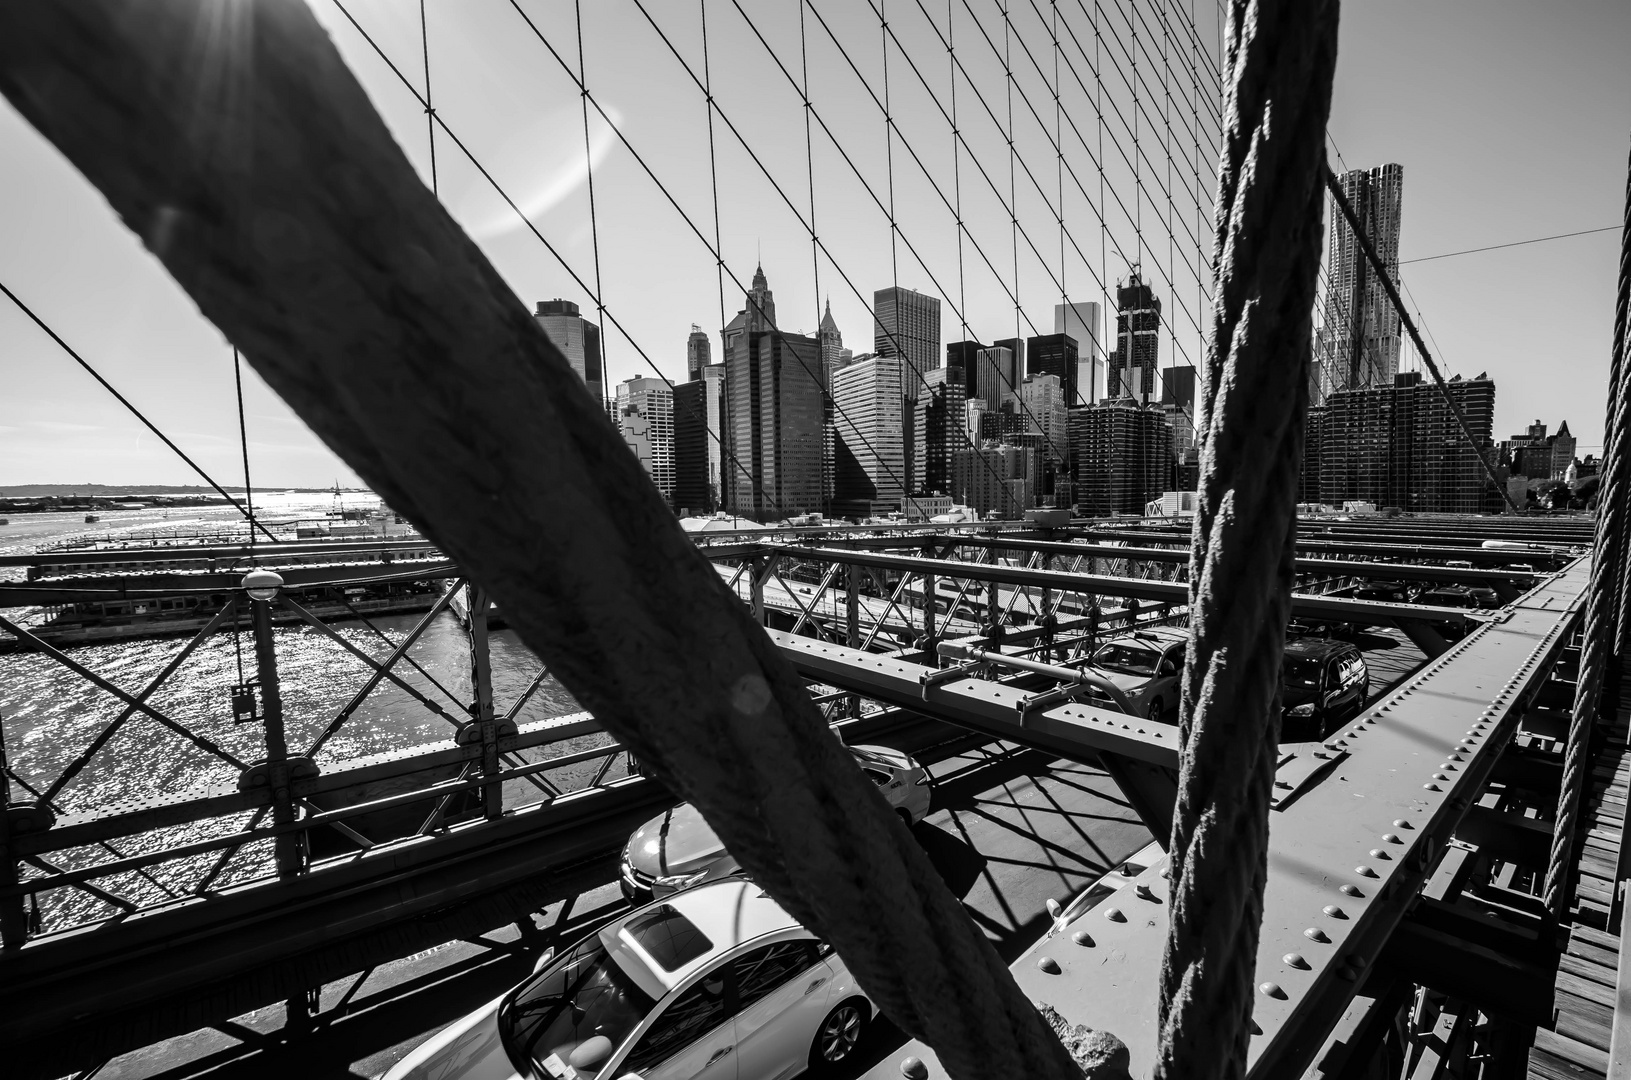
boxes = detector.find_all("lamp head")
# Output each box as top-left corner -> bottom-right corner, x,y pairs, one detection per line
242,569 -> 285,601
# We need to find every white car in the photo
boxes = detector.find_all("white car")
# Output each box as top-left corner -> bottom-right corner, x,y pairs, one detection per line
620,745 -> 932,902
382,879 -> 875,1080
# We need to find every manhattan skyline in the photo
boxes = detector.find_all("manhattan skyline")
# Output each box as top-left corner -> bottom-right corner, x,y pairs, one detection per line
0,0 -> 1626,486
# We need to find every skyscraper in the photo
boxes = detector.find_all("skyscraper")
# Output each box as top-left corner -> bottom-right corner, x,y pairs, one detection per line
946,340 -> 984,401
1054,301 -> 1103,405
1026,334 -> 1079,412
1315,371 -> 1495,513
1018,373 -> 1070,466
973,346 -> 1018,413
1314,164 -> 1404,404
1105,273 -> 1161,404
615,377 -> 675,504
911,367 -> 966,501
721,266 -> 824,519
831,354 -> 906,515
873,286 -> 941,400
1161,365 -> 1197,411
1070,397 -> 1173,515
674,364 -> 726,514
686,325 -> 711,382
819,299 -> 845,374
534,299 -> 605,404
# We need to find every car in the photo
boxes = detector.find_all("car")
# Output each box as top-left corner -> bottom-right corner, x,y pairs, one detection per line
1081,626 -> 1188,721
1415,585 -> 1480,609
1281,638 -> 1370,740
620,745 -> 931,904
382,879 -> 875,1080
1351,582 -> 1411,603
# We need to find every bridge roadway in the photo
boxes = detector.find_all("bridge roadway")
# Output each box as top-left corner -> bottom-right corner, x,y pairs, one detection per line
28,727 -> 1154,1079
855,555 -> 1592,1080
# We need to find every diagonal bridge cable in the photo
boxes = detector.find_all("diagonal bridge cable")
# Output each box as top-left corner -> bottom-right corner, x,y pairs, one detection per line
0,278 -> 281,544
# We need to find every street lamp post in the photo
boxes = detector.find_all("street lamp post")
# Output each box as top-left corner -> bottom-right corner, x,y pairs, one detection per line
242,570 -> 303,878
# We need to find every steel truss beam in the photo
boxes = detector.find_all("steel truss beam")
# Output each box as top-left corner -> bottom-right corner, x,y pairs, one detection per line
861,555 -> 1590,1080
758,544 -> 1480,631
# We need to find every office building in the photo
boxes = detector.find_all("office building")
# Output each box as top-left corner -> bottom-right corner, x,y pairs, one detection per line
721,266 -> 825,519
1314,371 -> 1496,514
993,337 -> 1025,391
974,346 -> 1019,412
674,363 -> 727,514
615,377 -> 675,504
1503,419 -> 1575,481
947,340 -> 984,402
1313,164 -> 1404,404
1105,273 -> 1161,404
1026,334 -> 1079,412
1055,301 -> 1103,405
1070,396 -> 1173,515
910,367 -> 967,502
1161,365 -> 1197,412
873,287 -> 941,400
686,325 -> 711,382
953,442 -> 1037,520
831,354 -> 907,516
1018,373 -> 1070,465
534,299 -> 605,404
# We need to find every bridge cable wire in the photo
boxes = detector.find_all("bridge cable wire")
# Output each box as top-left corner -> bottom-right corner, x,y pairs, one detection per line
1324,171 -> 1519,515
0,5 -> 1127,1076
829,0 -> 1212,423
331,0 -> 788,521
1159,4 -> 1338,1076
0,279 -> 280,545
418,0 -> 435,194
573,0 -> 609,410
1543,137 -> 1631,917
482,0 -> 973,515
232,346 -> 257,557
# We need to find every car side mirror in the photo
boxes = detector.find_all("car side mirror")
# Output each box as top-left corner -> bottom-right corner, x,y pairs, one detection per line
532,946 -> 556,975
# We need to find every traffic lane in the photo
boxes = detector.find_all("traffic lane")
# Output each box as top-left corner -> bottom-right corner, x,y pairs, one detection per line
85,746 -> 1148,1080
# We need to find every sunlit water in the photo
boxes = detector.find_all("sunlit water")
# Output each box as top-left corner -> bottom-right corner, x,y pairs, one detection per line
0,497 -> 591,932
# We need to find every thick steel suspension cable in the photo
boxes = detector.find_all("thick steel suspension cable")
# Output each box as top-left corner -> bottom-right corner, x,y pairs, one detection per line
1160,2 -> 1337,1077
1544,139 -> 1631,917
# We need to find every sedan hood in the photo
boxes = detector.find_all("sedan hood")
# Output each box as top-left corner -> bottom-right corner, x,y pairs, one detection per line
625,803 -> 726,878
1085,668 -> 1151,694
383,997 -> 518,1080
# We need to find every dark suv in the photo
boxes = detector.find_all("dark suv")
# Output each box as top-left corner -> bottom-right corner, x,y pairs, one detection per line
1281,638 -> 1370,740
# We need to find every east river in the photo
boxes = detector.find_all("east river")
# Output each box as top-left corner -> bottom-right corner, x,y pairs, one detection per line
0,495 -> 589,930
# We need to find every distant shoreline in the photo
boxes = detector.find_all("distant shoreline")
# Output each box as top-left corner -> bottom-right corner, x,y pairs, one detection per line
0,485 -> 366,498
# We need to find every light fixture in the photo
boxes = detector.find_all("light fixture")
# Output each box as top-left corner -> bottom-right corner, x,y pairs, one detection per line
242,569 -> 285,601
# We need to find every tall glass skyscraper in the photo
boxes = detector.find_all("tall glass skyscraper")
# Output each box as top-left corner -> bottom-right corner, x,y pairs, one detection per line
1314,164 -> 1404,405
873,286 -> 941,400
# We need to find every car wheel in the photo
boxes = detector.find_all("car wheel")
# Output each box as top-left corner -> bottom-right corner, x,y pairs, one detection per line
1146,697 -> 1164,722
811,999 -> 870,1070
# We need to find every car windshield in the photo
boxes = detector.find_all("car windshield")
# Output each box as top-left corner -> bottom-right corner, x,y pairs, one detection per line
1092,643 -> 1160,676
1283,656 -> 1323,689
501,935 -> 656,1079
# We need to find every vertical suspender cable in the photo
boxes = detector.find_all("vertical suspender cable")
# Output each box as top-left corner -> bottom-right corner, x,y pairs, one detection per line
948,0 -> 969,346
418,0 -> 436,194
1003,0 -> 1022,354
574,0 -> 606,408
1545,138 -> 1631,918
233,346 -> 257,556
1159,2 -> 1337,1077
1094,0 -> 1106,401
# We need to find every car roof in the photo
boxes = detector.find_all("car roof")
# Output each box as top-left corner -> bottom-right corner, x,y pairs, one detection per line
1283,638 -> 1356,660
601,879 -> 802,997
1106,626 -> 1187,647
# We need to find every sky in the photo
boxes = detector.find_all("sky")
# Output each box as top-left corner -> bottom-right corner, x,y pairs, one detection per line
0,0 -> 1627,487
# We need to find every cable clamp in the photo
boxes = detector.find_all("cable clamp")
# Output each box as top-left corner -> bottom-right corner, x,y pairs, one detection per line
919,660 -> 983,696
